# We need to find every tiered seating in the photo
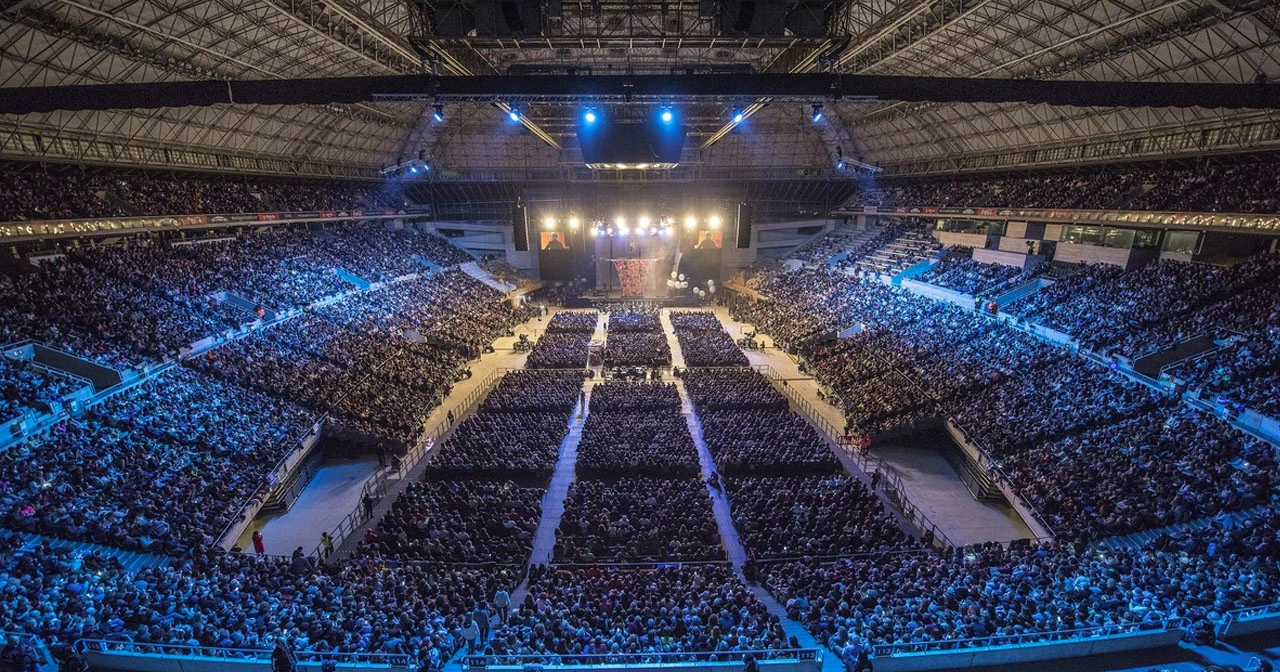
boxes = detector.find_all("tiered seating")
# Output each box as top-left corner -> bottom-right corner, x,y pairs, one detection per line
849,229 -> 940,277
918,246 -> 1029,296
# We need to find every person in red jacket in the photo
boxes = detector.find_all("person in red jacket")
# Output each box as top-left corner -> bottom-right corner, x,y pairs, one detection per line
252,530 -> 265,555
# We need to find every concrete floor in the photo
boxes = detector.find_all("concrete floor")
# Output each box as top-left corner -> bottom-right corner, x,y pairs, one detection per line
237,308 -> 554,556
236,455 -> 379,556
707,306 -> 1034,547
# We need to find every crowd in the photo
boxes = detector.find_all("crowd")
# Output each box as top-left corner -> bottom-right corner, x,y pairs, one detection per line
684,370 -> 840,476
0,541 -> 516,665
545,312 -> 599,334
359,479 -> 542,565
762,509 -> 1280,653
1001,405 -> 1280,541
488,564 -> 790,658
849,162 -> 1280,214
430,371 -> 582,481
1,368 -> 315,552
576,408 -> 699,478
726,474 -> 914,559
602,332 -> 672,367
670,311 -> 749,368
187,270 -> 525,449
526,333 -> 592,369
0,224 -> 480,370
918,247 -> 1028,297
0,357 -> 87,422
605,309 -> 661,333
0,169 -> 405,222
553,477 -> 723,563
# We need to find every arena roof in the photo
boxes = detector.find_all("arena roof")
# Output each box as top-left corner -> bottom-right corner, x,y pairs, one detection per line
0,0 -> 1277,181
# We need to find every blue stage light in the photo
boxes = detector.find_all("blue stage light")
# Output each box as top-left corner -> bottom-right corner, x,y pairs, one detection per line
432,104 -> 444,123
584,109 -> 597,123
731,108 -> 744,123
660,108 -> 673,123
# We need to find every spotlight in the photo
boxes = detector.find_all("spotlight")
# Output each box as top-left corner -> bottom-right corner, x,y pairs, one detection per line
709,215 -> 722,229
639,216 -> 651,228
811,104 -> 823,122
543,216 -> 556,230
836,158 -> 847,170
432,104 -> 444,123
660,107 -> 673,123
569,216 -> 581,230
616,216 -> 626,228
409,166 -> 418,174
731,108 -> 744,123
584,108 -> 598,124
617,224 -> 630,237
508,105 -> 521,122
684,215 -> 697,230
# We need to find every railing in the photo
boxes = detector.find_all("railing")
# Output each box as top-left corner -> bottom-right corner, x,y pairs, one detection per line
758,364 -> 956,550
871,618 -> 1185,657
945,418 -> 1058,540
312,367 -> 505,560
462,648 -> 820,669
1,630 -> 55,671
74,639 -> 411,668
1218,601 -> 1280,638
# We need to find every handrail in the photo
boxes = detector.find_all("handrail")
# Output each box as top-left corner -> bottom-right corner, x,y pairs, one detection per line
1218,601 -> 1280,637
945,417 -> 1058,539
871,618 -> 1185,657
758,365 -> 956,550
313,367 -> 505,559
73,639 -> 411,667
463,648 -> 820,668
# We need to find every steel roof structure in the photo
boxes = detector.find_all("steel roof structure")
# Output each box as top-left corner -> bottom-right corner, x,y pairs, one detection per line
1,0 -> 1277,181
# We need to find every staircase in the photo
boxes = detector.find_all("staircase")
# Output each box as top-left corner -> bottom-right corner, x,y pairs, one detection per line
459,262 -> 514,294
1093,503 -> 1277,552
852,232 -> 941,277
6,530 -> 170,573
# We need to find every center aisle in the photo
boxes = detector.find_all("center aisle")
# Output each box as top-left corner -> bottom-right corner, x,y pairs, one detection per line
662,316 -> 841,672
675,379 -> 747,572
525,384 -> 589,567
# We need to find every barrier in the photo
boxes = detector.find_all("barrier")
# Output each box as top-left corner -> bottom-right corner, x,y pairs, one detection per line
871,619 -> 1184,672
75,640 -> 410,672
1218,602 -> 1280,638
462,648 -> 822,672
2,631 -> 56,672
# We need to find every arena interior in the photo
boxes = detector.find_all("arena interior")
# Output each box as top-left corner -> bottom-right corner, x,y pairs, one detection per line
1,2 -> 1280,672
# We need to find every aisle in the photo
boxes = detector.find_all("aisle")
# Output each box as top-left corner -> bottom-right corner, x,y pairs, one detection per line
711,306 -> 1034,547
675,379 -> 748,574
526,385 -> 589,566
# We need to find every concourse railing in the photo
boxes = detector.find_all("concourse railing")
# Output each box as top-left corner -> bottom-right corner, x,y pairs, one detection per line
462,648 -> 821,669
870,618 -> 1185,658
74,640 -> 411,669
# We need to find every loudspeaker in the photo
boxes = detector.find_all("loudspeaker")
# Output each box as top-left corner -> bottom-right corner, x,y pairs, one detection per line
719,0 -> 787,36
475,0 -> 541,36
785,1 -> 830,36
512,204 -> 530,252
432,2 -> 475,37
735,202 -> 753,249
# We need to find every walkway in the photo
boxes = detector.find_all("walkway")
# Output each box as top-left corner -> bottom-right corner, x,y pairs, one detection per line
675,379 -> 748,573
526,383 -> 590,567
710,306 -> 1034,546
244,310 -> 545,561
4,530 -> 169,573
659,309 -> 688,368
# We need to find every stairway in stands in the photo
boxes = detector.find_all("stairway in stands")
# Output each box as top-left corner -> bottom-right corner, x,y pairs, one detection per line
1092,503 -> 1277,553
4,530 -> 169,572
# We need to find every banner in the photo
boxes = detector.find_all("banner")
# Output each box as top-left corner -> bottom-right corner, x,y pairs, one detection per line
612,258 -> 656,296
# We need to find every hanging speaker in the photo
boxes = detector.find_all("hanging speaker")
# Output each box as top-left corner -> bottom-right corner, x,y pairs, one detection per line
512,204 -> 530,252
735,202 -> 753,249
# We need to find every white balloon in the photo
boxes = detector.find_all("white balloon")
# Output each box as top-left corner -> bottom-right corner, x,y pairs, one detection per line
709,286 -> 716,294
678,274 -> 685,281
671,271 -> 678,279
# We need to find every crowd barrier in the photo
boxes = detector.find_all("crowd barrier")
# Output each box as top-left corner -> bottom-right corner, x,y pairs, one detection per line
1218,602 -> 1280,638
75,640 -> 410,672
462,648 -> 822,672
870,619 -> 1185,672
